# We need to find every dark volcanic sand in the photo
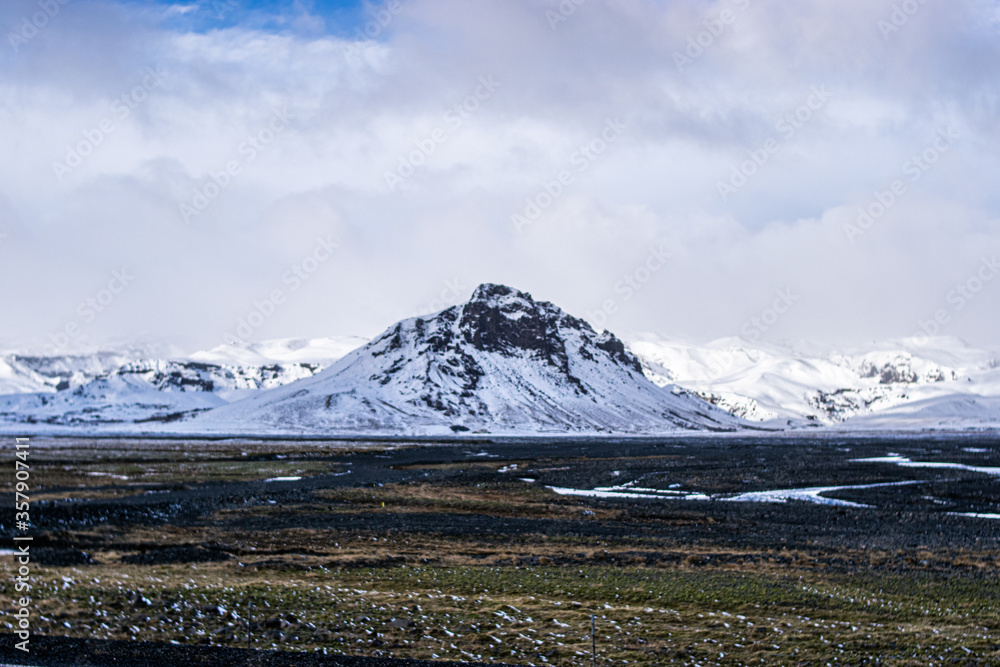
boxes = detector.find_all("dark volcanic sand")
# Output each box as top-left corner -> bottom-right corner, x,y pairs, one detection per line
0,633 -> 520,666
13,434 -> 1000,553
3,433 -> 999,665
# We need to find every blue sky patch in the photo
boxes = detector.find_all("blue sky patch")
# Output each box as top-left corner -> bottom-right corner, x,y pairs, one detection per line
137,0 -> 379,36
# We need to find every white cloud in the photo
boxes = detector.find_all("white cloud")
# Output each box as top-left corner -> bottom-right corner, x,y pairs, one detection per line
0,0 -> 998,351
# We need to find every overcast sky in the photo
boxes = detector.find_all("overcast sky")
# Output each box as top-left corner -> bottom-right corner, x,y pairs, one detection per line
1,0 -> 998,353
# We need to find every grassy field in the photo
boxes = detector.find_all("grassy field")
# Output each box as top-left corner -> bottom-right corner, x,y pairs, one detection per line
2,437 -> 999,666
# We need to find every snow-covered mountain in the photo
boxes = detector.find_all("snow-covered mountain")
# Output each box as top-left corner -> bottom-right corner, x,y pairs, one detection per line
189,336 -> 369,367
0,350 -> 153,395
182,284 -> 744,435
1,287 -> 997,434
629,334 -> 1000,429
0,355 -> 336,429
840,394 -> 1000,431
0,373 -> 227,427
0,357 -> 56,395
0,336 -> 368,397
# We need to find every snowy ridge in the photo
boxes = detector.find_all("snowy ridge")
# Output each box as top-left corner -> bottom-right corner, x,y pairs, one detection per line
0,350 -> 153,395
189,336 -> 369,367
0,358 -> 328,429
0,373 -> 226,427
0,337 -> 369,397
0,357 -> 56,395
627,334 -> 1000,429
839,395 -> 1000,431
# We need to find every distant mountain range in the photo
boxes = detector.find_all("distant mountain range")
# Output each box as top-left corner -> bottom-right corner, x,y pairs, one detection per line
630,334 -> 1000,430
1,284 -> 998,434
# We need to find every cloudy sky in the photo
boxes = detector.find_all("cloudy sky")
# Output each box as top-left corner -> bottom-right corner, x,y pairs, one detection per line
1,0 -> 998,353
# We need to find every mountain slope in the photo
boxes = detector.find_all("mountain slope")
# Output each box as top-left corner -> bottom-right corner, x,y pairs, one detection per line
628,334 -> 1000,428
0,358 -> 328,430
187,284 -> 744,435
839,394 -> 1000,431
0,373 -> 226,427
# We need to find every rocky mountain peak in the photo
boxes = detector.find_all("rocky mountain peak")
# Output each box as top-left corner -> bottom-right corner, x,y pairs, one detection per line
454,283 -> 641,375
459,284 -> 556,353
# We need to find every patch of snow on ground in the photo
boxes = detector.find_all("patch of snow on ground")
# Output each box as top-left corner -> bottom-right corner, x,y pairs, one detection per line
852,455 -> 1000,476
722,480 -> 926,507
